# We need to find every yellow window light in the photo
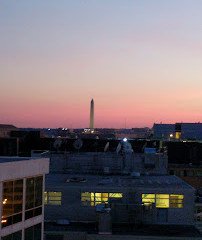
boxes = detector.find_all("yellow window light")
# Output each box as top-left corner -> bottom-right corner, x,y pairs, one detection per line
156,194 -> 169,208
109,193 -> 122,198
170,195 -> 184,199
142,194 -> 155,204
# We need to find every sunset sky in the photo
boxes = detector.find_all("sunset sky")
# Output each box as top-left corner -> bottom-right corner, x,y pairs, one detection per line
1,1 -> 202,128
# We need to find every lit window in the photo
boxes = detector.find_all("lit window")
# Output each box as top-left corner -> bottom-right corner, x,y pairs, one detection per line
93,193 -> 108,206
175,132 -> 181,139
45,192 -> 62,205
170,195 -> 183,208
142,194 -> 184,208
81,192 -> 91,206
44,192 -> 47,204
156,194 -> 169,208
142,194 -> 155,205
81,192 -> 122,206
109,193 -> 122,198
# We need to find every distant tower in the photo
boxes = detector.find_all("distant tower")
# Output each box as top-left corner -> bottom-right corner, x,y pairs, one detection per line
90,99 -> 94,130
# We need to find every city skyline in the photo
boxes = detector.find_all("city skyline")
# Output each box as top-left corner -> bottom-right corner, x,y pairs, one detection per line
1,1 -> 202,128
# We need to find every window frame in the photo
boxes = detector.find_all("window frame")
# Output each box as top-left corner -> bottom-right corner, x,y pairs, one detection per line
81,192 -> 123,206
142,193 -> 184,208
44,191 -> 62,205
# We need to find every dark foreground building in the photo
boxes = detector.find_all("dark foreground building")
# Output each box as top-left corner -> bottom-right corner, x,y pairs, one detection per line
0,157 -> 49,240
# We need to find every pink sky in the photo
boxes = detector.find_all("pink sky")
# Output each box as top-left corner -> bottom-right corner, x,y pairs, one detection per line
1,1 -> 202,128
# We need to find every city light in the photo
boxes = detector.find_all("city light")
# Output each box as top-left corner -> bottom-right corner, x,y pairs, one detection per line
1,219 -> 7,223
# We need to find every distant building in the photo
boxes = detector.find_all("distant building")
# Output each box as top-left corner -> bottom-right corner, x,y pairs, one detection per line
153,124 -> 175,140
176,123 -> 202,140
0,157 -> 49,240
115,128 -> 151,139
153,123 -> 202,140
0,124 -> 18,138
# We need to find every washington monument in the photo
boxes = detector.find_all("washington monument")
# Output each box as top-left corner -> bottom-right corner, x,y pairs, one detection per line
90,99 -> 94,130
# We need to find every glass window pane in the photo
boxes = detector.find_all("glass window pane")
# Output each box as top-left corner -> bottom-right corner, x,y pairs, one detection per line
48,192 -> 61,197
156,194 -> 169,208
26,178 -> 34,210
81,192 -> 91,197
142,194 -> 155,204
44,192 -> 47,204
13,230 -> 22,240
170,194 -> 184,200
34,223 -> 42,240
156,194 -> 169,199
25,226 -> 34,240
3,181 -> 14,217
14,179 -> 23,214
2,231 -> 22,240
48,201 -> 61,205
171,203 -> 183,208
109,193 -> 122,198
91,193 -> 94,204
13,213 -> 22,224
81,192 -> 91,202
45,192 -> 62,205
35,176 -> 43,207
95,193 -> 101,202
2,234 -> 12,240
170,195 -> 184,208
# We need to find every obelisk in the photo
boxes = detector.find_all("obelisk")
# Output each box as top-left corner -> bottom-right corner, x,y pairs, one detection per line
90,99 -> 94,131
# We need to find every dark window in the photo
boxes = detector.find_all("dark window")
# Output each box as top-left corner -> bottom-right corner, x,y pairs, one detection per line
26,178 -> 35,210
25,207 -> 42,220
2,230 -> 22,240
35,177 -> 43,207
25,223 -> 41,240
187,170 -> 194,176
25,176 -> 43,220
46,235 -> 64,240
14,180 -> 23,213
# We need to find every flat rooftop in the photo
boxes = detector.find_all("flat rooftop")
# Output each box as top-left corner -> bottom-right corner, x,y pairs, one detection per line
0,156 -> 45,163
0,157 -> 49,181
46,173 -> 194,190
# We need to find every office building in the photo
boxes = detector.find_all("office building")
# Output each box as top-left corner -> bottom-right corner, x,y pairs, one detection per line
0,157 -> 49,240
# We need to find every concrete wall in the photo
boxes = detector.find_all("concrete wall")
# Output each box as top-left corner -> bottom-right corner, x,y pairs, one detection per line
0,158 -> 49,181
45,186 -> 194,225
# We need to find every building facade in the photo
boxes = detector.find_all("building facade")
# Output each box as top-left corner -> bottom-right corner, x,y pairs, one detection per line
0,157 -> 49,240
